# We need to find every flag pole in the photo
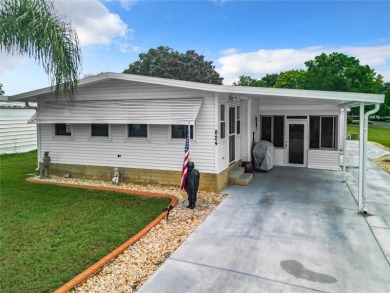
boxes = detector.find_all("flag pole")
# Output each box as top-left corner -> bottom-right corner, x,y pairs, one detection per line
188,121 -> 191,160
180,122 -> 191,190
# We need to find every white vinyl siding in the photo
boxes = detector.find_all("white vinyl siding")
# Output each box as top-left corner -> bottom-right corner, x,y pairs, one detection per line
251,99 -> 260,142
274,148 -> 285,166
241,99 -> 249,161
39,96 -> 215,173
308,150 -> 340,171
0,108 -> 37,154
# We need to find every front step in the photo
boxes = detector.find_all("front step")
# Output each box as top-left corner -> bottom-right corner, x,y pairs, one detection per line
228,167 -> 245,179
228,167 -> 254,186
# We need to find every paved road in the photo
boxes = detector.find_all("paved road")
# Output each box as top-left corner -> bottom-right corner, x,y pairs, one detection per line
139,142 -> 390,293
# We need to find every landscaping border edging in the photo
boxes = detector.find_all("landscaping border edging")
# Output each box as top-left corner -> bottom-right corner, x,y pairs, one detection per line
25,177 -> 178,293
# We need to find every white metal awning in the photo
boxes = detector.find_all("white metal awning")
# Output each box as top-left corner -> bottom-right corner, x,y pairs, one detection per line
29,98 -> 203,125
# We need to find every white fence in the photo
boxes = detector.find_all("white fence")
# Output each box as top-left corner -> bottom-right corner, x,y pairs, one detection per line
0,104 -> 37,154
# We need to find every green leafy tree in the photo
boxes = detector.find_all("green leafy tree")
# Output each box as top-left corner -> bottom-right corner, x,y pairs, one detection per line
273,70 -> 307,89
124,46 -> 223,85
261,73 -> 279,87
377,82 -> 390,118
0,83 -> 4,95
304,52 -> 383,94
233,73 -> 279,87
0,0 -> 82,100
233,75 -> 266,87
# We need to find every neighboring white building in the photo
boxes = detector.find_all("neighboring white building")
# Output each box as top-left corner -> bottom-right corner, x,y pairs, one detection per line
9,73 -> 384,193
0,97 -> 37,154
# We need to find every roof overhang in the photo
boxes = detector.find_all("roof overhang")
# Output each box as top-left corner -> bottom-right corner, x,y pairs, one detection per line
10,72 -> 385,106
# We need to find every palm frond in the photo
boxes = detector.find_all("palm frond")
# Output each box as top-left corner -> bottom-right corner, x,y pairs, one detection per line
0,0 -> 82,101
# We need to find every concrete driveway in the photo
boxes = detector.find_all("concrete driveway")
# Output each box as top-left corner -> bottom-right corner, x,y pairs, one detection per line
139,143 -> 390,293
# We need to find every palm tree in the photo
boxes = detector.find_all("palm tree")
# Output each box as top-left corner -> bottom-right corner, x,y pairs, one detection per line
0,0 -> 81,101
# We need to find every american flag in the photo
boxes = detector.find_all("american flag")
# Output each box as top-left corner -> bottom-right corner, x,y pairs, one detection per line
180,125 -> 190,190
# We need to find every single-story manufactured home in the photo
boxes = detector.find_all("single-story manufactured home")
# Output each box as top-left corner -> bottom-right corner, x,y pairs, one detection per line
10,73 -> 384,212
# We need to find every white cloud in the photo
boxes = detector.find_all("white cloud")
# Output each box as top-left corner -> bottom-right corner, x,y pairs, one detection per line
54,0 -> 130,46
221,48 -> 239,56
0,51 -> 28,76
116,42 -> 141,53
217,45 -> 390,84
212,0 -> 229,6
119,0 -> 140,10
104,0 -> 140,11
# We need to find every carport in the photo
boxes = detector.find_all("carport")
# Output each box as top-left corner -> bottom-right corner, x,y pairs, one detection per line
139,162 -> 390,292
236,87 -> 384,215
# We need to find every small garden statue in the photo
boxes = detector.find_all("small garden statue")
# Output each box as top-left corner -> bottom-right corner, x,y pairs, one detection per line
185,161 -> 200,209
40,151 -> 51,178
112,167 -> 119,185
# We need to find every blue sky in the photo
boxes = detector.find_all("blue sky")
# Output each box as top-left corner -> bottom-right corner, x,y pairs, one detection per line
1,0 -> 390,96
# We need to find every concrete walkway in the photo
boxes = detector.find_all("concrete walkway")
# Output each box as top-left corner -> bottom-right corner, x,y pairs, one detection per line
139,142 -> 390,293
344,141 -> 390,264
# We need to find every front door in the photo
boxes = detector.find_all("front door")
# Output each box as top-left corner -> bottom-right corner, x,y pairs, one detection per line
229,107 -> 236,163
287,121 -> 307,166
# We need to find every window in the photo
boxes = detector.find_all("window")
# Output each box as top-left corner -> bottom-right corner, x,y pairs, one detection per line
171,125 -> 194,139
261,116 -> 284,148
91,124 -> 109,137
128,124 -> 147,138
309,116 -> 337,149
220,104 -> 226,139
309,117 -> 320,148
321,117 -> 336,148
237,106 -> 241,135
261,117 -> 272,142
273,116 -> 284,147
54,124 -> 72,136
229,107 -> 235,135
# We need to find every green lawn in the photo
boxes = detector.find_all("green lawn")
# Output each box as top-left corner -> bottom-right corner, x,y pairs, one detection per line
347,125 -> 390,147
0,151 -> 170,293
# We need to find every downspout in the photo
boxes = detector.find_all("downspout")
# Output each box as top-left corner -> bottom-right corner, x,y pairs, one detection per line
362,103 -> 380,214
342,106 -> 347,182
358,103 -> 364,212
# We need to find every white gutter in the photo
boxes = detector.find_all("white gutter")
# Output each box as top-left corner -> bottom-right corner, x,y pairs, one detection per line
342,106 -> 347,182
358,103 -> 364,212
362,103 -> 380,214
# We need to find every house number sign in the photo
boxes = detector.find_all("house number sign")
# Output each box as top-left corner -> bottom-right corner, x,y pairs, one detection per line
215,130 -> 218,145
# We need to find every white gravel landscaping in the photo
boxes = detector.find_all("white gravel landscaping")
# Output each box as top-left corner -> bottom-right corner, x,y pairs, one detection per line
34,176 -> 226,292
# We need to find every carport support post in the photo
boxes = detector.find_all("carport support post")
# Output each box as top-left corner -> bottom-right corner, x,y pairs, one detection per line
342,106 -> 347,182
358,103 -> 364,213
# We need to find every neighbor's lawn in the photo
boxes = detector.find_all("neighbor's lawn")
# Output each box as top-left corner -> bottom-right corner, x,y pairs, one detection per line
0,151 -> 170,293
347,124 -> 390,148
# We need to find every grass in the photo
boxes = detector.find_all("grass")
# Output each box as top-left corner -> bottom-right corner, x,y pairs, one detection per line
347,124 -> 390,148
0,151 -> 170,293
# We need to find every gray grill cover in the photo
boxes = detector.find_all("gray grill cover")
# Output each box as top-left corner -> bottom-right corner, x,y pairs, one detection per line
253,140 -> 274,171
